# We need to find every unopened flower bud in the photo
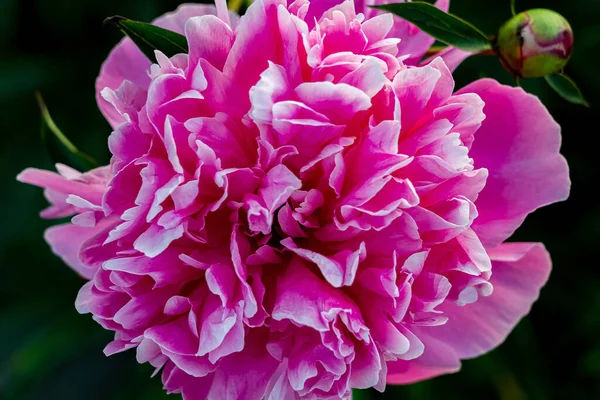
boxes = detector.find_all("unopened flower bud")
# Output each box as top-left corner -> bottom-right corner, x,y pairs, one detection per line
496,9 -> 573,78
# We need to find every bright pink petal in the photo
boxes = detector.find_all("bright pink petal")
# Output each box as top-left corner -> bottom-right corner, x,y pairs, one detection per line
461,79 -> 570,248
272,258 -> 360,330
207,330 -> 279,400
305,0 -> 345,27
223,0 -> 298,104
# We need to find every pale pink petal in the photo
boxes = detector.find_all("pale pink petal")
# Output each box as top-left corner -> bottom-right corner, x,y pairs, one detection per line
17,168 -> 106,206
432,242 -> 552,358
246,165 -> 302,234
145,316 -> 198,355
394,58 -> 454,132
386,330 -> 461,384
185,15 -> 234,71
294,81 -> 371,125
44,222 -> 108,279
249,62 -> 291,124
421,47 -> 473,72
134,223 -> 185,258
339,57 -> 387,97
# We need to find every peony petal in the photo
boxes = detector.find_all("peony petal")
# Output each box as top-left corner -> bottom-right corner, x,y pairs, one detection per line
103,250 -> 198,289
145,316 -> 199,355
272,258 -> 362,331
393,59 -> 454,133
185,15 -> 234,71
96,4 -> 234,128
363,0 -> 450,64
361,13 -> 395,44
113,287 -> 173,330
249,62 -> 291,125
386,329 -> 460,384
17,167 -> 106,206
223,0 -> 294,104
134,223 -> 185,258
460,79 -> 570,248
246,165 -> 302,235
339,57 -> 387,97
305,0 -> 345,28
44,221 -> 110,279
432,242 -> 552,358
206,329 -> 279,400
420,47 -> 473,72
294,81 -> 371,125
281,238 -> 366,287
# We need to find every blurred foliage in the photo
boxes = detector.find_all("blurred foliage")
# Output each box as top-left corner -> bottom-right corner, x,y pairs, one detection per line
1,0 -> 599,399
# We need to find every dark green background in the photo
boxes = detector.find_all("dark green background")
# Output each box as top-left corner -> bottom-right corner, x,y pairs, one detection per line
1,0 -> 598,398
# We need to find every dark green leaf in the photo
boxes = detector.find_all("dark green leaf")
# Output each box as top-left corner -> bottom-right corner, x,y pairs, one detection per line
545,74 -> 590,107
37,93 -> 98,171
104,16 -> 188,61
371,1 -> 493,52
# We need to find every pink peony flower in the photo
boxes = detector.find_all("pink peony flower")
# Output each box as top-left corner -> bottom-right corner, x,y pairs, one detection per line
18,0 -> 569,398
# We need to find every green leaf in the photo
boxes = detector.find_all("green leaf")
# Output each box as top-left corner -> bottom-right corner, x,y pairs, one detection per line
511,0 -> 517,15
371,1 -> 493,52
104,16 -> 188,61
36,93 -> 98,171
545,74 -> 590,107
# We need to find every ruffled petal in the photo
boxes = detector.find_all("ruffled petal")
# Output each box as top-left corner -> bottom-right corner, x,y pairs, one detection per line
97,4 -> 236,128
362,0 -> 450,64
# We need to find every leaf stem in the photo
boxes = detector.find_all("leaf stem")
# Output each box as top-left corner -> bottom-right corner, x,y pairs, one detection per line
36,93 -> 99,168
36,92 -> 77,154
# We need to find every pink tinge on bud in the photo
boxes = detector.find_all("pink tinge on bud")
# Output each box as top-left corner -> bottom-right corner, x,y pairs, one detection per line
496,8 -> 573,78
521,21 -> 572,59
